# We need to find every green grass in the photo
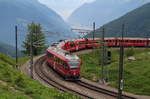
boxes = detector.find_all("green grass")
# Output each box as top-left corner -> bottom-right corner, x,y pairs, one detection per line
79,48 -> 150,95
18,56 -> 30,66
0,53 -> 79,99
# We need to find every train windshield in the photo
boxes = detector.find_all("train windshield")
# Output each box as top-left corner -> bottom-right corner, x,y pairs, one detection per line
69,61 -> 79,69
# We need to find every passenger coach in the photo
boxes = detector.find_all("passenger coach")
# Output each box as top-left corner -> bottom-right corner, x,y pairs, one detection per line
46,47 -> 81,80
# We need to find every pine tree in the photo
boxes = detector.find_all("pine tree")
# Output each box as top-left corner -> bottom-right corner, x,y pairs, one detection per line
22,22 -> 46,56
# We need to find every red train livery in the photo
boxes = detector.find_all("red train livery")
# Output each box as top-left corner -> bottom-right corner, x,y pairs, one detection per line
46,44 -> 81,80
61,38 -> 150,52
46,38 -> 150,80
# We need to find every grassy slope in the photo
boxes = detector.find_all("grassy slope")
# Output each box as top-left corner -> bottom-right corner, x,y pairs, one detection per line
79,48 -> 150,95
0,53 -> 79,99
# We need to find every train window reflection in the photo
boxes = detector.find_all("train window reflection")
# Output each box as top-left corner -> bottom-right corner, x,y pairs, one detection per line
69,61 -> 79,69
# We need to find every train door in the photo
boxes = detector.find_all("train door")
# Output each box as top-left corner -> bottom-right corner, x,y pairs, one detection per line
61,61 -> 69,78
59,60 -> 69,77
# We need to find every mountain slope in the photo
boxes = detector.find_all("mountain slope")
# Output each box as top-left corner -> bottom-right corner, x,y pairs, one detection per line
0,42 -> 23,57
0,0 -> 76,48
68,0 -> 149,28
86,2 -> 150,38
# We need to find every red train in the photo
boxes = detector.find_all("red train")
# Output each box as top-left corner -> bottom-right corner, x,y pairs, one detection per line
61,39 -> 100,52
61,38 -> 150,52
105,38 -> 150,47
46,38 -> 150,80
46,44 -> 81,80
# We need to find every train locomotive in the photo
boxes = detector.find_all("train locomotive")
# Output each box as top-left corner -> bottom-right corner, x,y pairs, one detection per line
46,40 -> 81,80
46,38 -> 150,80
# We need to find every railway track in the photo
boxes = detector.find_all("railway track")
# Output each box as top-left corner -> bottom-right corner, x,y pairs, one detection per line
77,80 -> 136,99
34,56 -> 93,99
33,55 -> 137,99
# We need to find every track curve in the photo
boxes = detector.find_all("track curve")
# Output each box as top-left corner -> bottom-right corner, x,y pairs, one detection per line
33,55 -> 138,99
34,56 -> 93,99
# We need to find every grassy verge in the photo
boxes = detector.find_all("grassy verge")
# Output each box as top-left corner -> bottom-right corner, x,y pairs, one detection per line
18,56 -> 30,66
79,48 -> 150,95
0,53 -> 79,99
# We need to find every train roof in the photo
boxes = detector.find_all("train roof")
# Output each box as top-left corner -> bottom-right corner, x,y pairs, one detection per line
47,41 -> 80,61
104,37 -> 149,40
86,37 -> 150,40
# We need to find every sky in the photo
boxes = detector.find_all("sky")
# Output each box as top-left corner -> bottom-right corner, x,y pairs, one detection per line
38,0 -> 96,20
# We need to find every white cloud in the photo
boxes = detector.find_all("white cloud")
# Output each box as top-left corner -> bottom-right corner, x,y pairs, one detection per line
38,0 -> 96,20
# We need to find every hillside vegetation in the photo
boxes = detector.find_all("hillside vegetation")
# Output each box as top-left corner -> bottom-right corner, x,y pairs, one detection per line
79,48 -> 150,95
86,3 -> 150,38
0,53 -> 79,99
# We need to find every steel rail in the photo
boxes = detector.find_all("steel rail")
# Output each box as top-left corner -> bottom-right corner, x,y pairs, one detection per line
34,56 -> 93,99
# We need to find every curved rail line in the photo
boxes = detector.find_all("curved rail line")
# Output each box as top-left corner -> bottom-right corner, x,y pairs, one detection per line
34,56 -> 93,99
34,55 -> 137,99
77,80 -> 136,99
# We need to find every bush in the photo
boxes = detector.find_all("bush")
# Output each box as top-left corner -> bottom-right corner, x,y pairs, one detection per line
2,71 -> 12,82
125,47 -> 135,57
15,75 -> 26,88
25,89 -> 34,95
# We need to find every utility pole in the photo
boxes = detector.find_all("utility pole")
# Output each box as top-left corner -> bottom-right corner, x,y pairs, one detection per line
93,22 -> 95,40
15,26 -> 18,69
101,27 -> 105,84
30,32 -> 33,79
118,24 -> 125,99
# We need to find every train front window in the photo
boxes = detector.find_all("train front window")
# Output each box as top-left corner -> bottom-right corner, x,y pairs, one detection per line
69,61 -> 79,69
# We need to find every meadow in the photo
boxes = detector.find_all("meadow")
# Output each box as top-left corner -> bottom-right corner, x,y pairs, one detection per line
79,48 -> 150,95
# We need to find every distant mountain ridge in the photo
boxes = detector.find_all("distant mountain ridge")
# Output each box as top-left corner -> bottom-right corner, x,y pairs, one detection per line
0,42 -> 23,57
86,3 -> 150,38
68,0 -> 150,28
0,0 -> 76,48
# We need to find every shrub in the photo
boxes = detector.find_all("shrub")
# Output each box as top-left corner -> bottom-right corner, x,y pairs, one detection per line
125,47 -> 135,57
15,75 -> 26,88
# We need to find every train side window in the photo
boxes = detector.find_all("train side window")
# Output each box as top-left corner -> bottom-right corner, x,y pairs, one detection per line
60,59 -> 62,65
62,62 -> 69,70
79,41 -> 86,44
64,63 -> 69,70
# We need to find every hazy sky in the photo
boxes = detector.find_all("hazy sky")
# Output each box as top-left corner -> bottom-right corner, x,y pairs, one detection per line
38,0 -> 96,20
38,0 -> 150,20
